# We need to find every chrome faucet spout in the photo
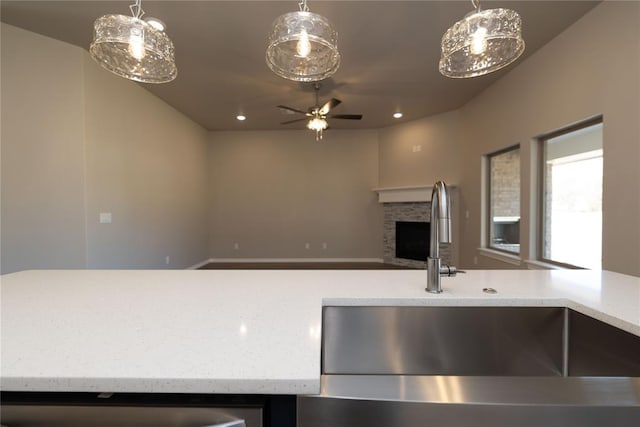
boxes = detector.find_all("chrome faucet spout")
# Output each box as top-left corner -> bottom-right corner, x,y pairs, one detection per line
427,181 -> 453,293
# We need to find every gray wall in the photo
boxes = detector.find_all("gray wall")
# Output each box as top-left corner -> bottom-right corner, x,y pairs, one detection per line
208,130 -> 382,260
83,55 -> 209,269
3,1 -> 638,276
379,2 -> 640,276
1,24 -> 210,273
1,24 -> 87,272
460,1 -> 639,276
378,110 -> 464,189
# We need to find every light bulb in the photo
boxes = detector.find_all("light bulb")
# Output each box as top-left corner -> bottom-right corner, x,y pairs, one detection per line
296,29 -> 311,58
307,117 -> 327,131
470,26 -> 488,55
128,27 -> 146,60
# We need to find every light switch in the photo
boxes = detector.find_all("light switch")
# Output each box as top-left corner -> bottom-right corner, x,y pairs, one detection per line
99,212 -> 112,224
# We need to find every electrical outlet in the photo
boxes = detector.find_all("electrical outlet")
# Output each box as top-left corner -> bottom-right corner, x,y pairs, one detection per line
322,242 -> 327,250
305,243 -> 310,250
465,210 -> 470,219
234,243 -> 239,250
474,256 -> 478,265
165,256 -> 170,265
99,212 -> 112,224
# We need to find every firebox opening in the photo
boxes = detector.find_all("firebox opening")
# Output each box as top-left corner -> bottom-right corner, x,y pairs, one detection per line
395,221 -> 430,261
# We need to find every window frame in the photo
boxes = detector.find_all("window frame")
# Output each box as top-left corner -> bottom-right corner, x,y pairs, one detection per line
485,144 -> 522,256
536,116 -> 603,269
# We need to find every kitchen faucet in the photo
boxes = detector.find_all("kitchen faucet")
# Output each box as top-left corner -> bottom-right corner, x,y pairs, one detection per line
426,181 -> 455,293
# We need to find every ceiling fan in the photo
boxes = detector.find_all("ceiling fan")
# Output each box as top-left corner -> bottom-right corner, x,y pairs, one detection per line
277,83 -> 363,141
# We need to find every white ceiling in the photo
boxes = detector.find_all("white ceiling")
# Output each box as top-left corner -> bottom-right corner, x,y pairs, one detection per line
1,1 -> 600,131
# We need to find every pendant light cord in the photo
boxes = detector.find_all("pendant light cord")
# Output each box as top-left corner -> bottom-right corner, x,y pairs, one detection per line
130,0 -> 145,19
298,0 -> 309,12
471,0 -> 481,13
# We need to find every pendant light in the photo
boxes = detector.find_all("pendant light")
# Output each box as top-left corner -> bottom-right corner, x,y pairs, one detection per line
266,0 -> 340,82
90,0 -> 177,84
439,0 -> 525,78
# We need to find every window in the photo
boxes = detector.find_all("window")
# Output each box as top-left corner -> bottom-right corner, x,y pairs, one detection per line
539,119 -> 603,269
487,146 -> 520,254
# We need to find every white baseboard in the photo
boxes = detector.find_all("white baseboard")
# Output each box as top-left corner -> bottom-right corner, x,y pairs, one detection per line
203,257 -> 384,264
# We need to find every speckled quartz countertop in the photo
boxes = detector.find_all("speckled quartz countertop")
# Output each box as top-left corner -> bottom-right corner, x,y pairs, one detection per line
1,269 -> 639,394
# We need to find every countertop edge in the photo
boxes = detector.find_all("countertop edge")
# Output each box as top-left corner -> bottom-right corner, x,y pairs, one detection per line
0,377 -> 320,395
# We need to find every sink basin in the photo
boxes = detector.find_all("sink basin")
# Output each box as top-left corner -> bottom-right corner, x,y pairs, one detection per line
322,306 -> 640,377
297,306 -> 640,427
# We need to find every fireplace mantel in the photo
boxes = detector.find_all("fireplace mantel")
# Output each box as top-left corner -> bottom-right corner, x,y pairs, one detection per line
373,185 -> 456,203
373,186 -> 432,203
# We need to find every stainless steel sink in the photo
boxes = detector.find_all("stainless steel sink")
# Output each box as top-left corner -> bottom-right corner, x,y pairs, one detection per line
298,306 -> 640,427
322,306 -> 640,377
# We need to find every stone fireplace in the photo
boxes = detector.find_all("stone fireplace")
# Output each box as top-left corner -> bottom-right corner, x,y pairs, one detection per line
375,186 -> 453,269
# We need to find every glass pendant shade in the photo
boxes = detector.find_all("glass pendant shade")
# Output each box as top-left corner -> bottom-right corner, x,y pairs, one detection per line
90,14 -> 177,83
266,11 -> 340,82
439,7 -> 525,78
307,117 -> 328,131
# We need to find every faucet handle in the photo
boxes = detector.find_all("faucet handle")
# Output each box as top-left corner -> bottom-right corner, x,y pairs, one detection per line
439,265 -> 457,276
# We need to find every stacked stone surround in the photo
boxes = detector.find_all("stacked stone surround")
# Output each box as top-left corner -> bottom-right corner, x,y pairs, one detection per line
383,202 -> 452,269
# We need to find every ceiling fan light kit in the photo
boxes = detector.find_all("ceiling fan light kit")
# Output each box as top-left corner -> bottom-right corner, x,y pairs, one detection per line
89,0 -> 177,84
266,0 -> 340,82
307,117 -> 328,131
278,84 -> 362,141
439,0 -> 525,78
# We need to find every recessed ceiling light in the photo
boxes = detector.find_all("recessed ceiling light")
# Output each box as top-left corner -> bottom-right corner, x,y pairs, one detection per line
393,112 -> 403,119
236,115 -> 246,121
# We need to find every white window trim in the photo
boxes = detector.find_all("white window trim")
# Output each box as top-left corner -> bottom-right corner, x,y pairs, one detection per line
478,247 -> 522,266
524,259 -> 566,270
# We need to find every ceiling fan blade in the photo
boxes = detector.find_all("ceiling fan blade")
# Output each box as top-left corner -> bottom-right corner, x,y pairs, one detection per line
319,98 -> 342,116
329,114 -> 363,120
277,105 -> 309,115
281,117 -> 309,125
